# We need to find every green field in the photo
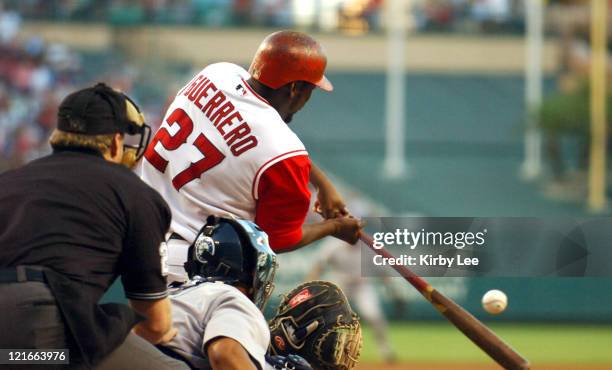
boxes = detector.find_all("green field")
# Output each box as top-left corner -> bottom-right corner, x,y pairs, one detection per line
360,322 -> 612,365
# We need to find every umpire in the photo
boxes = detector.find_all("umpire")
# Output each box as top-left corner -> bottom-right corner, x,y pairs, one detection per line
0,83 -> 186,369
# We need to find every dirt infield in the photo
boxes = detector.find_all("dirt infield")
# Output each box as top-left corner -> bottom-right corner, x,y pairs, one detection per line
357,363 -> 612,370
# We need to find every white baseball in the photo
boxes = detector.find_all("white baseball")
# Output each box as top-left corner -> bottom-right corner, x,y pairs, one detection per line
482,289 -> 507,314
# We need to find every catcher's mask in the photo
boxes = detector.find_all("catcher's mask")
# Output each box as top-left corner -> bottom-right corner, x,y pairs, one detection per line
184,216 -> 278,310
57,82 -> 151,168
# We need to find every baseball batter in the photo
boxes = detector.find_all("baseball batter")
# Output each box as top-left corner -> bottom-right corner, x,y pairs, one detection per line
137,30 -> 363,283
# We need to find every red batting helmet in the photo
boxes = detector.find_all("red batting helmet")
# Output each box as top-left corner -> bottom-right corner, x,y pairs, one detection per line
249,31 -> 333,92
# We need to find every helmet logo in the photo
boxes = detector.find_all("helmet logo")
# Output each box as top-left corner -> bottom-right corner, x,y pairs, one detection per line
288,288 -> 311,308
274,335 -> 286,351
194,235 -> 215,263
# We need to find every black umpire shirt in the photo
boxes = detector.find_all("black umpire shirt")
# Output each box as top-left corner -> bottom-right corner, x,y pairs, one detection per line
0,147 -> 171,302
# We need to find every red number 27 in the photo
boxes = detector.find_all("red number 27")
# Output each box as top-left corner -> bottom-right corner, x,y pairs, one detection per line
144,108 -> 225,191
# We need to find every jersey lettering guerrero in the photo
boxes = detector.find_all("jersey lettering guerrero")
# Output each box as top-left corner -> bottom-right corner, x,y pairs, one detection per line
138,63 -> 311,249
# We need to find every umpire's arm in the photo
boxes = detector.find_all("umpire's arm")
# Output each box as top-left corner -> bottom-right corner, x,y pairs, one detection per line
121,181 -> 177,344
130,298 -> 177,344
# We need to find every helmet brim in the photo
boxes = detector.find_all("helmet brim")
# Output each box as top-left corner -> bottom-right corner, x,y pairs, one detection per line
315,75 -> 333,92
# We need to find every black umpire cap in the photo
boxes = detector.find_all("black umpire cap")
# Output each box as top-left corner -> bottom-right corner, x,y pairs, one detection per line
57,82 -> 145,136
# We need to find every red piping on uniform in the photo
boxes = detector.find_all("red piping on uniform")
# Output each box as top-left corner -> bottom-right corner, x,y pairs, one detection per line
251,150 -> 308,199
242,78 -> 271,106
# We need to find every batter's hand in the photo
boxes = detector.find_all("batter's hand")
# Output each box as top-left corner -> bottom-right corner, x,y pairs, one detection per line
330,217 -> 364,244
310,163 -> 348,219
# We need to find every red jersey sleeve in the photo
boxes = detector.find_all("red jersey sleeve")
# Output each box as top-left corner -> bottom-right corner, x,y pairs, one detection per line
254,154 -> 311,251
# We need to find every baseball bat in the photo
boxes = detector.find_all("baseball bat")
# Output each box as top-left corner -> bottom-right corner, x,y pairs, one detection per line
359,232 -> 530,370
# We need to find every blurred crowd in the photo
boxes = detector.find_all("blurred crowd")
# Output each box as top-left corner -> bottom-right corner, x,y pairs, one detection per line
0,8 -> 83,169
2,0 -> 525,34
412,0 -> 523,33
0,3 -> 173,171
1,0 -> 605,177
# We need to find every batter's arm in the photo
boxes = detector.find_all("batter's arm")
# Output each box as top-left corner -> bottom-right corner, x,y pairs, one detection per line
279,218 -> 363,252
207,337 -> 258,370
309,163 -> 348,219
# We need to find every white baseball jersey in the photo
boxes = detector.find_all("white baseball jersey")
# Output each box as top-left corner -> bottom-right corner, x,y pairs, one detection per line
164,281 -> 269,370
138,62 -> 308,243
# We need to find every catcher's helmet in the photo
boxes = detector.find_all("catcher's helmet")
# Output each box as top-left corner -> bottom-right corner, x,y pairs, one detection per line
249,30 -> 333,92
184,216 -> 278,310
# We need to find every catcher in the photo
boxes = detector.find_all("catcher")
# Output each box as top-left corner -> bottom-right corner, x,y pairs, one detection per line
159,216 -> 362,370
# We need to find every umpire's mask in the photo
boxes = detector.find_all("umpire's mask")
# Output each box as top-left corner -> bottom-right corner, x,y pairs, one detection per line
120,95 -> 151,168
57,83 -> 151,168
185,216 -> 278,310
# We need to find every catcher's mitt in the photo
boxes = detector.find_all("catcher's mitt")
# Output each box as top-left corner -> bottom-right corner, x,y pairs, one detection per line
269,280 -> 362,370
